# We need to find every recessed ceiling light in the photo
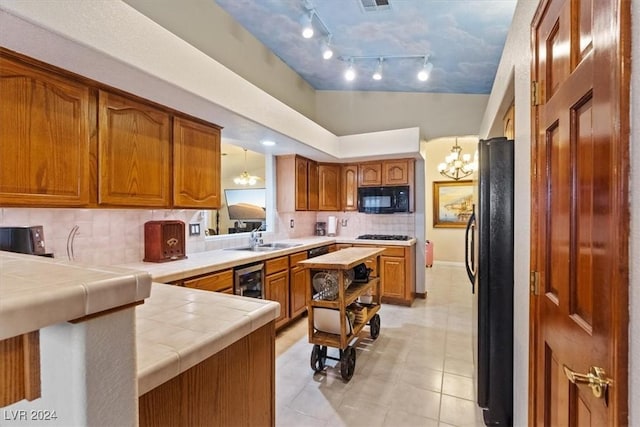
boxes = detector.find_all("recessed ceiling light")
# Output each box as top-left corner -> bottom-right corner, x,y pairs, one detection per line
261,140 -> 276,146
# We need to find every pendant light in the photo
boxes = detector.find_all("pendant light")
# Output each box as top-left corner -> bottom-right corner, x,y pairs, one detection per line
437,138 -> 477,180
234,149 -> 261,186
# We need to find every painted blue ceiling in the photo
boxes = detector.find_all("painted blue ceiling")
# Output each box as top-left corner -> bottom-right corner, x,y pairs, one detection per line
215,0 -> 517,94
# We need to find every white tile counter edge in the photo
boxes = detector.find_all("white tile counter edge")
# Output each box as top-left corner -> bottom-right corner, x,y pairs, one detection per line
0,251 -> 152,340
136,283 -> 280,396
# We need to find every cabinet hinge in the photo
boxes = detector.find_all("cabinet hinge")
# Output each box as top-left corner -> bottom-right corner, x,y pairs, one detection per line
530,271 -> 540,296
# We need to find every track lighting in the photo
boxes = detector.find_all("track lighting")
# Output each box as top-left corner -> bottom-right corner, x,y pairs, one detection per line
340,54 -> 432,83
417,56 -> 433,82
300,11 -> 314,38
372,58 -> 383,80
321,37 -> 333,60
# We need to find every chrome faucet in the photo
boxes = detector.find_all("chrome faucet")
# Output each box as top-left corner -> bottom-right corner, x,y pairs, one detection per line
249,224 -> 264,249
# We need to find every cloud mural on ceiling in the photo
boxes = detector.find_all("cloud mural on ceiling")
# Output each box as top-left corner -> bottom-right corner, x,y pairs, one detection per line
216,0 -> 517,94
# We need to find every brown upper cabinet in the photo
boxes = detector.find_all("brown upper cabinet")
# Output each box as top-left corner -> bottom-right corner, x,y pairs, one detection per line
359,159 -> 414,187
277,155 -> 319,211
0,50 -> 223,209
383,159 -> 413,186
317,163 -> 341,211
358,162 -> 383,186
341,164 -> 358,211
0,54 -> 91,207
98,90 -> 171,207
172,117 -> 222,208
307,159 -> 319,210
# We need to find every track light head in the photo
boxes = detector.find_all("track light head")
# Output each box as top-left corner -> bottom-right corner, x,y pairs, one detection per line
301,11 -> 314,38
344,59 -> 356,81
372,58 -> 384,80
417,56 -> 433,81
321,37 -> 333,60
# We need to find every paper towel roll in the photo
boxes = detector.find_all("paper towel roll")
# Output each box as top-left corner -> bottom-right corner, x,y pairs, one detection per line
327,216 -> 337,236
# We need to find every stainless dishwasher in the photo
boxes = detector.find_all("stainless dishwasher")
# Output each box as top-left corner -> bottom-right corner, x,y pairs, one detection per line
234,263 -> 264,298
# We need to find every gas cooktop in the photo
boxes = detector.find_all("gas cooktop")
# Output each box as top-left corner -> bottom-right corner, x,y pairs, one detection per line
356,234 -> 411,241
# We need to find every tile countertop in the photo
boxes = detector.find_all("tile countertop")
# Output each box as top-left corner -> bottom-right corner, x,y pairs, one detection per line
117,236 -> 417,283
129,236 -> 413,395
0,251 -> 152,340
136,283 -> 280,395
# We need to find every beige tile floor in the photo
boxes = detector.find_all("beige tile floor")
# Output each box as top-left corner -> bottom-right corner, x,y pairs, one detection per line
274,264 -> 484,427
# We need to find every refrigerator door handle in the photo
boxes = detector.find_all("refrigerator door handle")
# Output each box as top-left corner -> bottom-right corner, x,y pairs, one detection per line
465,211 -> 476,291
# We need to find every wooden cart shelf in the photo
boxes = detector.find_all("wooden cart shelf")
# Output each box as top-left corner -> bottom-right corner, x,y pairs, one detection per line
310,278 -> 380,309
298,247 -> 384,381
307,303 -> 381,347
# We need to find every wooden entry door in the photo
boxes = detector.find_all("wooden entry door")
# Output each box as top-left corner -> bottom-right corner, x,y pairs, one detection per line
530,0 -> 629,425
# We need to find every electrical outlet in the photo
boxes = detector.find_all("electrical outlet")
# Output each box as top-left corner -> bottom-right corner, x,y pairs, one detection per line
189,223 -> 201,236
290,219 -> 295,228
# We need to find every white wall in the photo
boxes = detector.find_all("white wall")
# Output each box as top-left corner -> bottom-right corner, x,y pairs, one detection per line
477,1 -> 538,426
3,309 -> 138,426
316,90 -> 489,141
423,137 -> 478,264
338,127 -> 420,160
121,0 -> 317,120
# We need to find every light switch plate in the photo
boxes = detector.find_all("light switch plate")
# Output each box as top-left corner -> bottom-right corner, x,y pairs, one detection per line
189,223 -> 201,236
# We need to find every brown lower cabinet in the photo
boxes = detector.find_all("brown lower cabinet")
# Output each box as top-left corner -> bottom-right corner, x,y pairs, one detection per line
181,269 -> 233,294
139,322 -> 274,427
349,243 -> 415,306
0,332 -> 40,407
289,251 -> 309,319
265,256 -> 290,329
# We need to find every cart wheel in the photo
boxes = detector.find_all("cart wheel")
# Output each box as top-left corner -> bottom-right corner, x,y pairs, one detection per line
310,345 -> 325,372
369,314 -> 381,339
340,346 -> 356,381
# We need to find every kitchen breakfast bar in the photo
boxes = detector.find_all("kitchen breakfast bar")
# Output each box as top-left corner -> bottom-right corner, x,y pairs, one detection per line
1,236 -> 416,426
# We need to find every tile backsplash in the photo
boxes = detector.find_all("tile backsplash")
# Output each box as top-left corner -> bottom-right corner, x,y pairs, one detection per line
0,208 -> 416,265
0,208 -> 206,265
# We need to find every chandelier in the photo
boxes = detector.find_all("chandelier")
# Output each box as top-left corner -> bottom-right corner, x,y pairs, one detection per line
233,149 -> 261,186
437,139 -> 477,180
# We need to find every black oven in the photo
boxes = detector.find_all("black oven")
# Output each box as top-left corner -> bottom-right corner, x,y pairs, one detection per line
234,263 -> 264,298
357,186 -> 409,214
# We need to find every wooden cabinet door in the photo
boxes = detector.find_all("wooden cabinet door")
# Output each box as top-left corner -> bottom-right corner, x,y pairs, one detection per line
183,269 -> 233,293
0,56 -> 91,206
380,255 -> 406,300
318,163 -> 340,211
289,252 -> 308,318
341,164 -> 358,211
265,270 -> 289,329
308,160 -> 319,210
294,156 -> 309,211
98,90 -> 171,207
358,162 -> 382,186
382,160 -> 410,185
173,117 -> 221,208
289,265 -> 308,318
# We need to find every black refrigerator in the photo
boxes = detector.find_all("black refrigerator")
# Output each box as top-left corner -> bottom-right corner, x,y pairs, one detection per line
465,137 -> 514,426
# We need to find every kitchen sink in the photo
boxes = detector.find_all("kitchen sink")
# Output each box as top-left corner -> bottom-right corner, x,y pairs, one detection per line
225,242 -> 302,252
258,242 -> 302,249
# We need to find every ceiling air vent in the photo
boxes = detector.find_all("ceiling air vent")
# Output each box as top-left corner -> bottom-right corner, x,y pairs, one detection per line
359,0 -> 391,13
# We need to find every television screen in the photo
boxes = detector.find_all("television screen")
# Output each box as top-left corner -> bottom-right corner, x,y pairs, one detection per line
224,188 -> 266,220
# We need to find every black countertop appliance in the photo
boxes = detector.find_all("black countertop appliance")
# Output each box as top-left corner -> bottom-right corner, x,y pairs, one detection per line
0,225 -> 53,257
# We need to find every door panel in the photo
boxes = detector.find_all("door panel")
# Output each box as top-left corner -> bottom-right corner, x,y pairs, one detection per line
530,0 -> 629,425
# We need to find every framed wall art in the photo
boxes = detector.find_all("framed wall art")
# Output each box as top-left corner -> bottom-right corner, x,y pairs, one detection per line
433,180 -> 474,228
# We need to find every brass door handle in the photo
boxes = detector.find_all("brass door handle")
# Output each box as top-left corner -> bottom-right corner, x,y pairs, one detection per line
563,365 -> 612,399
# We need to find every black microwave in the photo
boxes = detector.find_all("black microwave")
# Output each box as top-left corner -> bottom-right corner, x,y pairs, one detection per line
358,186 -> 410,214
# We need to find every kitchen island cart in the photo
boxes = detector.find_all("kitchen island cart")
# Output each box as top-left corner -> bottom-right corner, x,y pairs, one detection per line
298,247 -> 384,381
